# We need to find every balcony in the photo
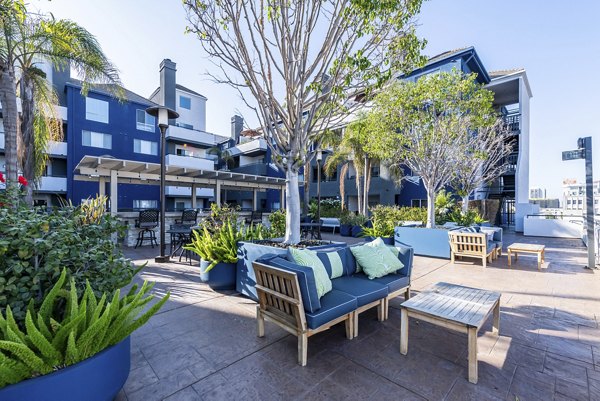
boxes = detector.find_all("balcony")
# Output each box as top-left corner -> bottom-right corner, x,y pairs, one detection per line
503,113 -> 520,134
39,176 -> 67,193
166,154 -> 215,171
0,133 -> 3,150
47,141 -> 68,157
165,186 -> 214,198
165,125 -> 218,147
229,138 -> 267,156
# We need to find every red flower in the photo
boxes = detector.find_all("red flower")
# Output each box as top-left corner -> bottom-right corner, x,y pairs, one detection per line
0,172 -> 5,183
18,176 -> 27,186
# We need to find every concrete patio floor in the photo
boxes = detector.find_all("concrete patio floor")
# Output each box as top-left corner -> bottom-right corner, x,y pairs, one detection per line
116,232 -> 600,401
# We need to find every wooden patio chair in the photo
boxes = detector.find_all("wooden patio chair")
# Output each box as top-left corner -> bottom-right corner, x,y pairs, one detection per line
448,231 -> 496,268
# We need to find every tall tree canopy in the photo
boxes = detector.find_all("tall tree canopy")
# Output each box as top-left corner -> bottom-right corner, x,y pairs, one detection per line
184,0 -> 426,243
366,70 -> 499,228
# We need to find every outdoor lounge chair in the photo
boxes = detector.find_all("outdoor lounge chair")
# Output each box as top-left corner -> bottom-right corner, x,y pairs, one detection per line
448,227 -> 497,267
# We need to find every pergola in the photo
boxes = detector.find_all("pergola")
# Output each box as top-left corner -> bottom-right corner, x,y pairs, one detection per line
74,155 -> 287,214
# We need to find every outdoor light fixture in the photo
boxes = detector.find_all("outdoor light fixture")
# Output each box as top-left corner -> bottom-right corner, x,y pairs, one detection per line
145,106 -> 179,263
316,150 -> 323,238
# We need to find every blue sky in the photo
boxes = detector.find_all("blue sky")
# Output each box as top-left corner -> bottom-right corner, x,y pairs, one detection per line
35,0 -> 599,198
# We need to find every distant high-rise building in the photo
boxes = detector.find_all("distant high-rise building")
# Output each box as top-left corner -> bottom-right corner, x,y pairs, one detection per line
530,187 -> 546,199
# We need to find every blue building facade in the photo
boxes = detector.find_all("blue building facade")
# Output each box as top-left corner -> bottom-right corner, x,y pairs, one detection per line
65,83 -> 161,210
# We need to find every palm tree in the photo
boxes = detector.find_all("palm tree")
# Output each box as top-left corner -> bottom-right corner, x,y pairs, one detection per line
1,1 -> 122,204
207,145 -> 233,170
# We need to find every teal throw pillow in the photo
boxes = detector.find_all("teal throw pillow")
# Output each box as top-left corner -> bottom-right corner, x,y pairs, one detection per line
350,242 -> 404,280
288,247 -> 332,298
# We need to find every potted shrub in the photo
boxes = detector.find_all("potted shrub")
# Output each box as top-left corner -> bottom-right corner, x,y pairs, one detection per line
0,195 -> 168,401
351,214 -> 368,237
339,212 -> 353,237
185,220 -> 242,290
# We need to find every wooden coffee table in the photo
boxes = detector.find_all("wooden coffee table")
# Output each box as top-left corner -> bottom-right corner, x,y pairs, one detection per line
507,243 -> 545,270
399,282 -> 500,384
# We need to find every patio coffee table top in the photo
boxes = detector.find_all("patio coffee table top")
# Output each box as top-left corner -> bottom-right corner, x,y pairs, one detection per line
401,282 -> 501,328
507,243 -> 545,252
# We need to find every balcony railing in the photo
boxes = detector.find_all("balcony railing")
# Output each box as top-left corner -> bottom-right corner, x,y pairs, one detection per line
166,154 -> 215,171
39,176 -> 67,193
503,113 -> 520,133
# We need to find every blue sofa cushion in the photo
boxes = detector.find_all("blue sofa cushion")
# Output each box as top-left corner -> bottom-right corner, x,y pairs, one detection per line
462,226 -> 481,233
256,255 -> 321,313
353,273 -> 409,294
315,248 -> 346,279
343,247 -> 359,276
305,289 -> 357,330
331,276 -> 388,307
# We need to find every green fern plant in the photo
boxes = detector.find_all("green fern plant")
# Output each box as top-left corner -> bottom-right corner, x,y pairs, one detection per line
0,269 -> 169,389
184,220 -> 240,272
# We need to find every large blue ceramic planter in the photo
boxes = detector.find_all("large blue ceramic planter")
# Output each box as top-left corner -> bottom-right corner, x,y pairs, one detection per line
394,226 -> 453,258
207,262 -> 236,290
0,336 -> 131,401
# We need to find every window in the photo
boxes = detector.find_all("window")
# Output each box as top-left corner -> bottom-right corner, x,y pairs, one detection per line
134,139 -> 158,156
133,200 -> 158,209
179,95 -> 191,110
176,122 -> 193,130
411,199 -> 428,208
136,110 -> 155,132
85,97 -> 109,123
82,130 -> 112,149
313,166 -> 336,182
371,163 -> 380,178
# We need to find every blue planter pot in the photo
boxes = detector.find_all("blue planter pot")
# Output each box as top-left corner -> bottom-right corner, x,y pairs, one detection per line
363,236 -> 395,245
351,225 -> 363,237
0,336 -> 130,401
207,262 -> 236,290
339,224 -> 352,237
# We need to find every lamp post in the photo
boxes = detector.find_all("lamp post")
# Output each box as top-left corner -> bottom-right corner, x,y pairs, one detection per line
316,150 -> 322,239
146,106 -> 179,263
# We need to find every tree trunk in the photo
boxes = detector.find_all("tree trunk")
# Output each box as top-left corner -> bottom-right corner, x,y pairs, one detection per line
355,171 -> 362,215
339,163 -> 348,210
284,167 -> 301,244
303,163 -> 310,215
462,195 -> 469,213
363,158 -> 371,215
426,187 -> 436,228
0,64 -> 19,194
21,76 -> 36,206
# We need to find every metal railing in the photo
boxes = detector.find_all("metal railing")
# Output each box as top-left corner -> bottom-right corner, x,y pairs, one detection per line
503,113 -> 520,133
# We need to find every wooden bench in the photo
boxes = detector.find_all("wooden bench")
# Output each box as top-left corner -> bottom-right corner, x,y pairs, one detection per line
253,261 -> 354,366
448,231 -> 496,268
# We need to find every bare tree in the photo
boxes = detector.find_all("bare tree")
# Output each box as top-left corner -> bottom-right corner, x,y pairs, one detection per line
453,120 -> 514,212
183,0 -> 425,243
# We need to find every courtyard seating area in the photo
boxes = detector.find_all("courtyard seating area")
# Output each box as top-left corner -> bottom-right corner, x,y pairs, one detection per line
118,232 -> 600,401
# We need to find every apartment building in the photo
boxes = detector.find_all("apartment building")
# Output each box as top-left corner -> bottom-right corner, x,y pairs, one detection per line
308,47 -> 533,230
563,180 -> 600,215
1,58 -> 232,211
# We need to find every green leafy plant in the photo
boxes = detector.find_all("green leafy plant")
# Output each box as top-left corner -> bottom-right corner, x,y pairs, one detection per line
308,199 -> 344,219
0,200 -> 139,324
268,210 -> 285,238
395,207 -> 428,226
0,269 -> 169,389
200,203 -> 240,234
447,208 -> 487,226
242,223 -> 271,241
339,210 -> 354,225
184,220 -> 241,272
350,214 -> 369,226
434,190 -> 456,224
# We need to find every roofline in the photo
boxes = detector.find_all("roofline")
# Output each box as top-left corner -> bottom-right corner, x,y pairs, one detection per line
149,87 -> 160,100
65,82 -> 156,107
176,85 -> 208,100
403,47 -> 491,83
488,69 -> 532,98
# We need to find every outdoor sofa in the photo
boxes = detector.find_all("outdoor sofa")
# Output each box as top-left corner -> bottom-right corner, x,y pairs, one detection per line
253,241 -> 414,365
448,226 -> 503,267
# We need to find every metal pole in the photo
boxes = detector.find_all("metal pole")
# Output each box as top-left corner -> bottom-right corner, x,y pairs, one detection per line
583,137 -> 597,269
156,124 -> 168,263
317,158 -> 321,238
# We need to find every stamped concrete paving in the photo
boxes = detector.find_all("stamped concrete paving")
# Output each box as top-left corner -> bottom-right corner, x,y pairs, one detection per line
116,232 -> 600,401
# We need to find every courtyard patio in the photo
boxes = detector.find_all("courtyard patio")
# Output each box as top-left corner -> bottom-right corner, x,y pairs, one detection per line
117,232 -> 600,401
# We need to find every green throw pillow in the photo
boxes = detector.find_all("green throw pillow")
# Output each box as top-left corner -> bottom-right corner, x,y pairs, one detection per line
288,247 -> 332,298
350,241 -> 404,280
353,237 -> 386,273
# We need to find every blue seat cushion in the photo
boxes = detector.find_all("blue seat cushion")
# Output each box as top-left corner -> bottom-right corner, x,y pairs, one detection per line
305,289 -> 357,330
256,255 -> 321,313
352,273 -> 409,294
331,276 -> 388,307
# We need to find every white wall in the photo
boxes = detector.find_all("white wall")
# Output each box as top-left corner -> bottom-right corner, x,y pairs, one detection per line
514,76 -> 532,232
175,88 -> 206,131
524,217 -> 583,238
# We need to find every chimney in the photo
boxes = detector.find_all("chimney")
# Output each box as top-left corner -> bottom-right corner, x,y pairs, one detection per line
231,115 -> 244,143
159,59 -> 177,110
